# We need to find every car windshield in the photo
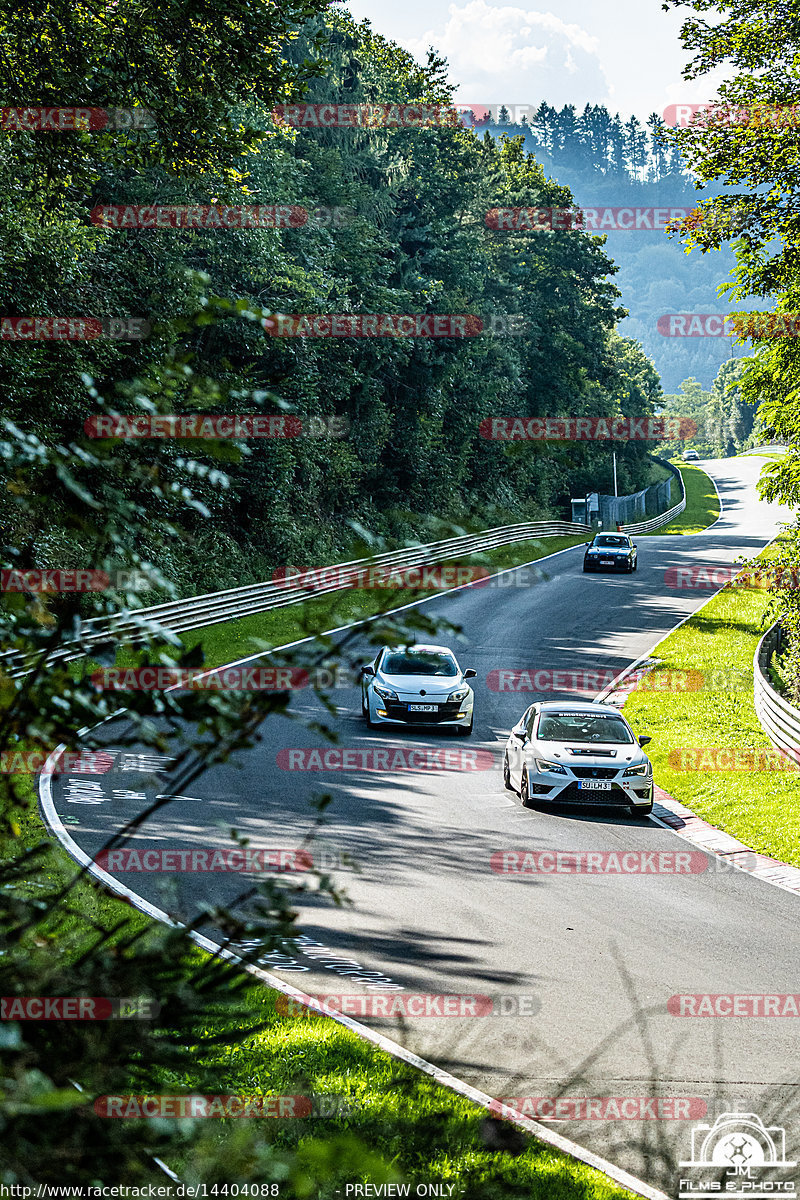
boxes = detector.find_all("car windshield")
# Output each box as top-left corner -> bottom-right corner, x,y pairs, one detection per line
537,713 -> 634,744
382,652 -> 458,677
593,536 -> 627,548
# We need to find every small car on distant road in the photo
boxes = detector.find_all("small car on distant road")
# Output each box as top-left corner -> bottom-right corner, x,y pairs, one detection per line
583,533 -> 638,573
684,449 -> 699,461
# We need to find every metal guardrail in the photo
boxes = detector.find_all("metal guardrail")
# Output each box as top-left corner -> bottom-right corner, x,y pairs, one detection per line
739,443 -> 787,455
4,520 -> 592,673
5,457 -> 692,674
620,459 -> 686,534
754,622 -> 800,760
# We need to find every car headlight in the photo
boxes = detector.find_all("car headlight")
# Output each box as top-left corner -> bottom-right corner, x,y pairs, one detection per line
535,758 -> 568,775
373,683 -> 398,701
449,686 -> 470,702
623,762 -> 651,778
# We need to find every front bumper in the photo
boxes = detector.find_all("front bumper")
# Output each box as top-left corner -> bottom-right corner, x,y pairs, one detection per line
370,694 -> 473,727
527,774 -> 653,806
584,556 -> 633,572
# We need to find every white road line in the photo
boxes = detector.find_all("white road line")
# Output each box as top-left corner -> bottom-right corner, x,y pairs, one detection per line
37,743 -> 667,1200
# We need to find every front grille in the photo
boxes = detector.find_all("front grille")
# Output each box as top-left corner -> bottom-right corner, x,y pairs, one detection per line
383,700 -> 462,723
571,766 -> 620,780
553,782 -> 627,806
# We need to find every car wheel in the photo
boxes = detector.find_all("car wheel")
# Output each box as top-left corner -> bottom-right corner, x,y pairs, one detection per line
503,753 -> 514,791
520,768 -> 533,808
456,716 -> 473,737
629,802 -> 653,817
362,692 -> 376,729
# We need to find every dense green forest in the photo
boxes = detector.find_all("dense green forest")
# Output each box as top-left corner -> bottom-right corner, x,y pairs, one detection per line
0,11 -> 669,599
462,102 -> 751,392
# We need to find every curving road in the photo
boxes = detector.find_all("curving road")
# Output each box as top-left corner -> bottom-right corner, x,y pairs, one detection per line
44,456 -> 800,1194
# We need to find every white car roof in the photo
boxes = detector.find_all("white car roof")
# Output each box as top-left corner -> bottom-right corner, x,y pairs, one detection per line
537,701 -> 625,714
384,644 -> 455,656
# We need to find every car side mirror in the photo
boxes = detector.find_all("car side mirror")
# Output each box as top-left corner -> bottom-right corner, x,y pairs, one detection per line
511,722 -> 527,740
361,665 -> 375,677
464,668 -> 477,679
638,735 -> 652,747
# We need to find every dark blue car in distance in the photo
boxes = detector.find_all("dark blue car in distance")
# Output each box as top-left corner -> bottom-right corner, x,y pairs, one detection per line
583,533 -> 638,573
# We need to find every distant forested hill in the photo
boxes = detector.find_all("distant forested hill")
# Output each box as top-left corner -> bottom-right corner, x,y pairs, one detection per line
461,104 -> 750,392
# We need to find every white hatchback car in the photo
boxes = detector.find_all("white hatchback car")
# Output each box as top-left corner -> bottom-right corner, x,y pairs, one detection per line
503,700 -> 653,815
361,644 -> 476,735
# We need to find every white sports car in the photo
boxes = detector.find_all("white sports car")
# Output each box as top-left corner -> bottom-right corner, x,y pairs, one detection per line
503,700 -> 653,815
361,644 -> 476,735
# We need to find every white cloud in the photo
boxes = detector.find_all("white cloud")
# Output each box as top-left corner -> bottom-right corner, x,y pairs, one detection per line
406,1 -> 611,109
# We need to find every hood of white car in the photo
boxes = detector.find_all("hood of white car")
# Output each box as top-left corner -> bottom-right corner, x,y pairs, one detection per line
532,740 -> 646,768
378,672 -> 464,698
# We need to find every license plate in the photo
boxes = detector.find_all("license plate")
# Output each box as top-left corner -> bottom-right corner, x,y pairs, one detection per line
408,704 -> 438,712
578,780 -> 612,791
600,559 -> 614,566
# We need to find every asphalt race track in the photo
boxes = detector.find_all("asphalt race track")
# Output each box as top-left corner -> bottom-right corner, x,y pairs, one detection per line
43,455 -> 800,1193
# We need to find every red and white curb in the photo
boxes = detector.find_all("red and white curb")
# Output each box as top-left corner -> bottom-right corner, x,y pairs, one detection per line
652,785 -> 800,897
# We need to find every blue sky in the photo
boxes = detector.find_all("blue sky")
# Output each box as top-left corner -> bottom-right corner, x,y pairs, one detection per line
342,0 -> 728,122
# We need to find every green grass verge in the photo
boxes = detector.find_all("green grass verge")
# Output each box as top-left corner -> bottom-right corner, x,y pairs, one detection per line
158,981 -> 643,1199
622,536 -> 800,866
640,462 -> 720,537
645,459 -> 673,486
